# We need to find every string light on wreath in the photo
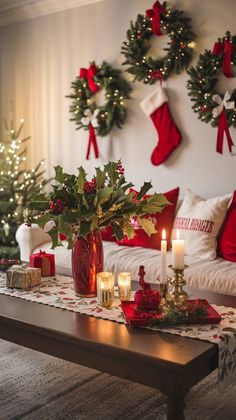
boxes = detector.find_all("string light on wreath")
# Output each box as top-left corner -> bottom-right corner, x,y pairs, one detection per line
187,31 -> 236,155
121,1 -> 195,84
67,62 -> 131,159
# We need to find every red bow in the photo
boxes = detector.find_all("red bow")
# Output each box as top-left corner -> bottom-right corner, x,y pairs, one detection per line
79,64 -> 100,93
216,109 -> 235,155
149,69 -> 163,83
146,1 -> 165,36
86,124 -> 99,160
212,39 -> 236,78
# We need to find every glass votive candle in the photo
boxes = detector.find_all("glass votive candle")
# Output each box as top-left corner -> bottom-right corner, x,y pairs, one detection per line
118,272 -> 131,301
97,272 -> 114,307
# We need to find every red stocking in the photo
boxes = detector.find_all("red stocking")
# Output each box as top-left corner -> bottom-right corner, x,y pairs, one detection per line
140,87 -> 182,166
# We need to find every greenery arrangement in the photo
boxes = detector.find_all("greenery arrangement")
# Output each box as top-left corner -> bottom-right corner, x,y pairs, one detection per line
67,61 -> 131,137
0,118 -> 48,258
121,1 -> 195,84
157,300 -> 209,325
28,161 -> 170,249
187,32 -> 236,128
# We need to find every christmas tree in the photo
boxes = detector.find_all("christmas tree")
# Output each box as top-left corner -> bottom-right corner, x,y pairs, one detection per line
0,118 -> 48,258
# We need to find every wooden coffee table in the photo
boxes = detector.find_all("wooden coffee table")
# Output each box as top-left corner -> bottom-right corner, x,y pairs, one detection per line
0,292 -> 235,420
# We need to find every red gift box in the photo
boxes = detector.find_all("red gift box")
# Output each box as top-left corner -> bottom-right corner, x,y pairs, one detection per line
29,250 -> 55,277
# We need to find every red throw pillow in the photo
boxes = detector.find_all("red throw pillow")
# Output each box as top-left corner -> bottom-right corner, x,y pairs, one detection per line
217,191 -> 236,262
101,225 -> 116,242
118,187 -> 179,250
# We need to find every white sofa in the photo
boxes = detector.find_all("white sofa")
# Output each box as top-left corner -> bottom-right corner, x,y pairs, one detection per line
16,223 -> 236,303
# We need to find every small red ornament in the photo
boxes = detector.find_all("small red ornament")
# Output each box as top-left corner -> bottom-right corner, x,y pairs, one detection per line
134,265 -> 160,311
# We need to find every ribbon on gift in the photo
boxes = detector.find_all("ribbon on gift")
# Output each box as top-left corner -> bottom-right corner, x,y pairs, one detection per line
79,64 -> 100,93
146,1 -> 165,36
7,264 -> 33,289
212,39 -> 236,78
212,91 -> 236,155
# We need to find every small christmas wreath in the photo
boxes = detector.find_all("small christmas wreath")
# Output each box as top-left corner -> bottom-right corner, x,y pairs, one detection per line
187,32 -> 236,155
121,0 -> 195,84
187,32 -> 236,128
68,61 -> 131,159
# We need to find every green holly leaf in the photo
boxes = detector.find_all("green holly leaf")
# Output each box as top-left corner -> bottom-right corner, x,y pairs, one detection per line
48,228 -> 59,249
77,166 -> 87,193
95,167 -> 106,189
111,223 -> 124,240
54,166 -> 64,184
96,187 -> 113,205
136,182 -> 152,200
79,220 -> 91,237
137,217 -> 156,237
123,223 -> 135,239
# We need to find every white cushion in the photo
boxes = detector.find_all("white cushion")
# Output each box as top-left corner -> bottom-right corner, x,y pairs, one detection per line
172,189 -> 232,260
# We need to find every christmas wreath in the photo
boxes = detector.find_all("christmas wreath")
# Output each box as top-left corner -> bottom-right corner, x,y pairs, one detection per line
187,31 -> 236,155
68,61 -> 131,159
121,0 -> 195,84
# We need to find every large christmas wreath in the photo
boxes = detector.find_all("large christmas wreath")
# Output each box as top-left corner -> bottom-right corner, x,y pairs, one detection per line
68,61 -> 131,159
121,1 -> 195,84
187,32 -> 236,155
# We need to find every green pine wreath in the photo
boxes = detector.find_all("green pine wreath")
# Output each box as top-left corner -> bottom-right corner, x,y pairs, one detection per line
121,1 -> 195,84
187,32 -> 236,128
67,61 -> 131,136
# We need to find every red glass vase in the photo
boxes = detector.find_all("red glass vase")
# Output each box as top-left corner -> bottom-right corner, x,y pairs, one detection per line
72,231 -> 104,297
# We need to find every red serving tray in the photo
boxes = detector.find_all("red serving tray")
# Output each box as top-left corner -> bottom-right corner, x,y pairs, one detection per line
121,299 -> 221,328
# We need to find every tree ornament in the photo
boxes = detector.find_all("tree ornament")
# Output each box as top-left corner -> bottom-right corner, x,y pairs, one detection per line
187,31 -> 236,155
121,0 -> 195,84
140,87 -> 181,165
67,61 -> 131,159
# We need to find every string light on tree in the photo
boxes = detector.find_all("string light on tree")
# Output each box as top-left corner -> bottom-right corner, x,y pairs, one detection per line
0,117 -> 49,258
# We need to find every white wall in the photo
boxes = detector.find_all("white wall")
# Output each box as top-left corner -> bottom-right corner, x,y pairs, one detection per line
0,0 -> 236,198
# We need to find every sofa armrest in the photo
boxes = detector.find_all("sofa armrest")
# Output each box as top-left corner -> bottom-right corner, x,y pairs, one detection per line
15,223 -> 51,262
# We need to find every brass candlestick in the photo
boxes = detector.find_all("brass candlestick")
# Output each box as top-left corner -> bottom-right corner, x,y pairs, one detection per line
166,265 -> 189,306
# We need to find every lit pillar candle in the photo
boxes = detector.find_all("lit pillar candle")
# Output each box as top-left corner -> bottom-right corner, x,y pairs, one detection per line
118,272 -> 131,301
172,229 -> 185,269
97,272 -> 114,307
160,229 -> 167,284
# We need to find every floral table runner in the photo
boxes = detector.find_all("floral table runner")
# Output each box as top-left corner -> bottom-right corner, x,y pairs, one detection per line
0,273 -> 236,392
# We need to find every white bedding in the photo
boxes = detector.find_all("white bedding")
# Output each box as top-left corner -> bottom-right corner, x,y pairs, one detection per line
33,240 -> 236,296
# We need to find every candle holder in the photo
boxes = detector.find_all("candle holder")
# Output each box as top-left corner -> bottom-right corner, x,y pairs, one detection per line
97,272 -> 114,307
118,272 -> 131,301
166,265 -> 189,306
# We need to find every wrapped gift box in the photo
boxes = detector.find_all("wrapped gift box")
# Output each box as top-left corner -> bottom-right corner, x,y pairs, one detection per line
29,251 -> 55,276
6,265 -> 41,289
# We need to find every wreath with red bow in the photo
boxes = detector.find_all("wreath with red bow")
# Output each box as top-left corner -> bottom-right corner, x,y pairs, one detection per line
187,32 -> 236,155
121,1 -> 195,84
68,61 -> 131,159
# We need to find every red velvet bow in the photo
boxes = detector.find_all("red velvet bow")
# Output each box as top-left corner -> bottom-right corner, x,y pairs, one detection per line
146,1 -> 165,36
149,69 -> 163,83
86,124 -> 99,160
212,39 -> 236,78
79,64 -> 100,93
216,109 -> 235,154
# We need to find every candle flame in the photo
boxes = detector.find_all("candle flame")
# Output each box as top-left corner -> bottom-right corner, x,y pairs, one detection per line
162,229 -> 166,240
176,229 -> 180,239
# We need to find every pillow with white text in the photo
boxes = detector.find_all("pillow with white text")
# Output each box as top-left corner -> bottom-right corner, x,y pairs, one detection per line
172,189 -> 232,260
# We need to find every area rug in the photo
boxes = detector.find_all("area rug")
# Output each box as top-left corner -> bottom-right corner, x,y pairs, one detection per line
0,340 -> 236,420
